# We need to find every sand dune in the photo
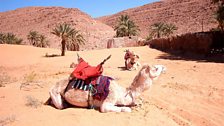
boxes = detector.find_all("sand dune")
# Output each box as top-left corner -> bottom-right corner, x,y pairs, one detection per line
0,44 -> 223,126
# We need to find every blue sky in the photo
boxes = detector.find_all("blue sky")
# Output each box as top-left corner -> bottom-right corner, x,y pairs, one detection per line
0,0 -> 160,18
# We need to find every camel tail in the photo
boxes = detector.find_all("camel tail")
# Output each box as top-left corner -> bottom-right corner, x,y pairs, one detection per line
44,97 -> 52,105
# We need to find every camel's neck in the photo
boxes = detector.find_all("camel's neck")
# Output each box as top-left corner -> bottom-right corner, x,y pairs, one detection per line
127,85 -> 144,98
124,72 -> 152,105
128,76 -> 150,97
121,83 -> 146,106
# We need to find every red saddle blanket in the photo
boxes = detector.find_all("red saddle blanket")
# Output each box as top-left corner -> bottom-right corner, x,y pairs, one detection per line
72,58 -> 103,81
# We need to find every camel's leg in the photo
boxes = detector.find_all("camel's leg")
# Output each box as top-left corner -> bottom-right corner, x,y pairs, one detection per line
49,78 -> 69,109
49,86 -> 64,109
100,80 -> 132,113
44,97 -> 52,105
100,102 -> 131,113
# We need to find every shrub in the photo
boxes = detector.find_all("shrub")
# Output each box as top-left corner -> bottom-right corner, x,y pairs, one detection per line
25,96 -> 42,108
0,32 -> 23,44
0,115 -> 16,126
20,71 -> 43,91
0,72 -> 16,87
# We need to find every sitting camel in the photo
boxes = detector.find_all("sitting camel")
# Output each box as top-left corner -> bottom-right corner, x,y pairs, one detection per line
124,50 -> 141,71
46,64 -> 166,113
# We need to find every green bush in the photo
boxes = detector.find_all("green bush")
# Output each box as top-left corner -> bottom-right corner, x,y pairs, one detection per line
0,32 -> 23,44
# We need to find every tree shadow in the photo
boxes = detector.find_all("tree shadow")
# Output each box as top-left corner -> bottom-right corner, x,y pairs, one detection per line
44,53 -> 61,58
117,66 -> 128,71
156,51 -> 224,63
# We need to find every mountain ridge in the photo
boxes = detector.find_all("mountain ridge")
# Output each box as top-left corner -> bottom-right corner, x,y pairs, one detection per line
0,0 -> 218,49
96,0 -> 218,38
0,6 -> 115,50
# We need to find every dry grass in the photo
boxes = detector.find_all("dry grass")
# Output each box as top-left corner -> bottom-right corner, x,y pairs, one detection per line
25,96 -> 42,108
23,71 -> 38,83
20,71 -> 43,91
0,72 -> 15,87
0,115 -> 16,126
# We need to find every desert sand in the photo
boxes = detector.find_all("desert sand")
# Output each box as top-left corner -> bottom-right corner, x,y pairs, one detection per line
0,44 -> 223,126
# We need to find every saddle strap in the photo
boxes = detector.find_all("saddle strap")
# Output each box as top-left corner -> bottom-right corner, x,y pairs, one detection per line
69,78 -> 90,91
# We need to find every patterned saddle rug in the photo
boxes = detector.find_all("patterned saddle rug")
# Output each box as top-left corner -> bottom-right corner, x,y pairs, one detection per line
67,75 -> 113,101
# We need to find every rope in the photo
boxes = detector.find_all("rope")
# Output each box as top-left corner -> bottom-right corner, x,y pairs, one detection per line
89,84 -> 97,95
100,55 -> 111,65
87,84 -> 97,109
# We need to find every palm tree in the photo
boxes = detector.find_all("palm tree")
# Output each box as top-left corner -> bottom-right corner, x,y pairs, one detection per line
114,15 -> 139,37
212,0 -> 223,4
150,22 -> 166,38
52,23 -> 85,55
66,30 -> 85,51
215,5 -> 224,31
212,0 -> 224,32
27,31 -> 49,48
39,35 -> 49,48
3,33 -> 23,44
51,23 -> 76,56
0,33 -> 5,44
163,23 -> 178,37
27,31 -> 39,46
150,22 -> 177,38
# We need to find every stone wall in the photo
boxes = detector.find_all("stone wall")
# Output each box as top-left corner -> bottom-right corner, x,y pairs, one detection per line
149,32 -> 217,54
106,36 -> 141,48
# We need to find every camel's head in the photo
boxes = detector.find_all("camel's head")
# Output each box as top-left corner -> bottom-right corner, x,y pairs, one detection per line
129,52 -> 140,61
130,64 -> 166,92
149,65 -> 166,79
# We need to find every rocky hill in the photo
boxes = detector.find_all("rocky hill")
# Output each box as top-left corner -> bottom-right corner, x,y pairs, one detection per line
97,0 -> 218,38
0,0 -> 219,50
0,7 -> 115,50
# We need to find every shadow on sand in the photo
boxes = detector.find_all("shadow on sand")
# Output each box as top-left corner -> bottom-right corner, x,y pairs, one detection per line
44,53 -> 61,58
156,51 -> 224,63
117,66 -> 128,71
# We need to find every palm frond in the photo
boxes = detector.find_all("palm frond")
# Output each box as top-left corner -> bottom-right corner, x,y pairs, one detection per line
114,14 -> 139,37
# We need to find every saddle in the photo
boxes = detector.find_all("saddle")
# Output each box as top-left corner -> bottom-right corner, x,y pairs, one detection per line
67,75 -> 112,101
71,55 -> 111,80
67,54 -> 112,101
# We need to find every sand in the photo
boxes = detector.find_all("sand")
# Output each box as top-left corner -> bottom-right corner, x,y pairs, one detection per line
0,44 -> 223,126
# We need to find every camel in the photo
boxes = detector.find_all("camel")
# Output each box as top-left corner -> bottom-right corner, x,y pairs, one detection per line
46,64 -> 166,113
126,54 -> 141,71
124,49 -> 141,70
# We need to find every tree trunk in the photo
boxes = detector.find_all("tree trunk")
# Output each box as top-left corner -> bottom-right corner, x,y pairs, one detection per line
157,32 -> 160,38
74,43 -> 80,51
220,24 -> 224,32
61,39 -> 66,56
